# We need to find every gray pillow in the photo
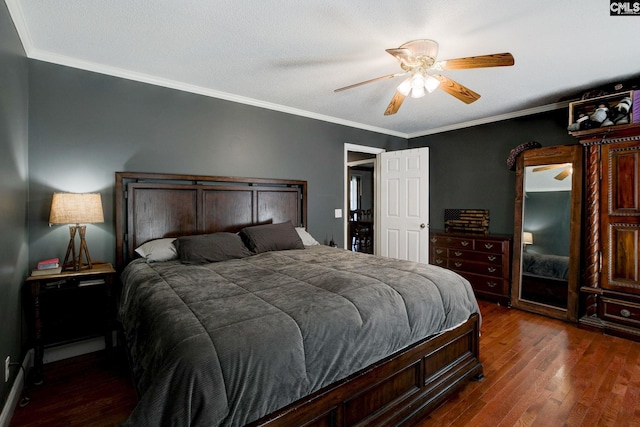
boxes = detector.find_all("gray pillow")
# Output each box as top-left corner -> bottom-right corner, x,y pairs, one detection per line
240,221 -> 305,253
175,232 -> 253,264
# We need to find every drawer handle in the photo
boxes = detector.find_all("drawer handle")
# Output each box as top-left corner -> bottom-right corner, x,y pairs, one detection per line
487,267 -> 496,273
436,249 -> 444,254
454,251 -> 462,256
430,237 -> 437,243
461,241 -> 469,247
454,262 -> 463,268
487,281 -> 497,288
435,259 -> 443,265
487,255 -> 496,261
620,309 -> 632,318
484,243 -> 494,249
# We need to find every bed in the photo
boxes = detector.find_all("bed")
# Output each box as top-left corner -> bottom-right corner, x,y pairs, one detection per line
115,172 -> 483,427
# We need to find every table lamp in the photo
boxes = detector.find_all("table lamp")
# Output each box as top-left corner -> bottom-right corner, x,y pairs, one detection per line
49,192 -> 104,270
523,232 -> 533,245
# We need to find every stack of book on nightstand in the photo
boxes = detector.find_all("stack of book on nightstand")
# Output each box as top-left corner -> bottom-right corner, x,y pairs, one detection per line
31,257 -> 62,276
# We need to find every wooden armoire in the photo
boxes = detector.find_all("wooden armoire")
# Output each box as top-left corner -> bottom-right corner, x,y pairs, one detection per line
574,123 -> 640,341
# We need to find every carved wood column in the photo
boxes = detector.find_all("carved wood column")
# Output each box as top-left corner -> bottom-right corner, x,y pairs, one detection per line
581,143 -> 601,316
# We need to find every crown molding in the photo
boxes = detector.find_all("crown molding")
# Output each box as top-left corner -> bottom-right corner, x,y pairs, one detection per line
407,102 -> 571,138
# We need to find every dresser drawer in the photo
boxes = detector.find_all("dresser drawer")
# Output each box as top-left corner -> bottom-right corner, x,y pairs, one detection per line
461,272 -> 509,296
432,246 -> 447,257
429,235 -> 474,250
448,248 -> 503,265
474,239 -> 506,254
448,259 -> 503,278
600,297 -> 640,328
431,255 -> 446,268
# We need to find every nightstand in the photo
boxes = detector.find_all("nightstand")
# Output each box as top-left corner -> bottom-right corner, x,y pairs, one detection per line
25,262 -> 116,384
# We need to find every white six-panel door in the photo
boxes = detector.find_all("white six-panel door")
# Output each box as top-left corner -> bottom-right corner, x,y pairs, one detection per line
378,148 -> 429,263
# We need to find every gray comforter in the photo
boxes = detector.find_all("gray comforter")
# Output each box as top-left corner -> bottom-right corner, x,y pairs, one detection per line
119,245 -> 479,426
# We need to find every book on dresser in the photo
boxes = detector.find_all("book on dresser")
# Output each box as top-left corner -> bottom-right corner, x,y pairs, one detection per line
36,257 -> 60,270
30,268 -> 62,276
429,230 -> 512,305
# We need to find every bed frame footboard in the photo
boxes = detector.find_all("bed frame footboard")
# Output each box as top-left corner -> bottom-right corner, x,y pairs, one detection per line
249,313 -> 482,427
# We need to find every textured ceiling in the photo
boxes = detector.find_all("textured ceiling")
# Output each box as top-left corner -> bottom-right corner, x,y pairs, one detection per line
6,0 -> 640,138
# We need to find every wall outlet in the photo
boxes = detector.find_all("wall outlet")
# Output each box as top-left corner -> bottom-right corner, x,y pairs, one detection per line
4,356 -> 9,382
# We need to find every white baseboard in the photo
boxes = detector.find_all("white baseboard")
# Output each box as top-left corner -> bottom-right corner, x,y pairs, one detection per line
43,337 -> 106,364
43,331 -> 118,364
0,349 -> 33,427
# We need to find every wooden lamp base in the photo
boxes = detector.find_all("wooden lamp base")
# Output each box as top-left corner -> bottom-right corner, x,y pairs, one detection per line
62,225 -> 94,271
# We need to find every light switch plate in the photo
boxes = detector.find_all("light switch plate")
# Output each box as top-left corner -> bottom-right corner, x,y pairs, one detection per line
334,209 -> 342,218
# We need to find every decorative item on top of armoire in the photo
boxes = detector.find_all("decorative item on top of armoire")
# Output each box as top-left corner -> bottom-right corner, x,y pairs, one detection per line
567,91 -> 636,133
429,230 -> 512,305
506,141 -> 542,171
573,122 -> 640,342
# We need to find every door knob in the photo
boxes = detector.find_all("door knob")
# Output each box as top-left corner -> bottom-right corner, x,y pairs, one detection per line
420,223 -> 426,229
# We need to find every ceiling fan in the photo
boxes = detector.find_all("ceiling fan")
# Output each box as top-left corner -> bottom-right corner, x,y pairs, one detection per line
532,163 -> 572,181
334,39 -> 514,115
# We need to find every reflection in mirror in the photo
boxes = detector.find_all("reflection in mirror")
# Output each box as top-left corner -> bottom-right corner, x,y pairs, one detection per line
520,163 -> 572,309
511,145 -> 582,322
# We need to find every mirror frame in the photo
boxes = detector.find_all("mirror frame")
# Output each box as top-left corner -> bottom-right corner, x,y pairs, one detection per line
511,144 -> 583,321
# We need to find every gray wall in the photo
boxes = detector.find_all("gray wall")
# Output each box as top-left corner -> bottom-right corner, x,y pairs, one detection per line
0,1 -> 29,410
409,110 -> 577,235
27,61 -> 408,266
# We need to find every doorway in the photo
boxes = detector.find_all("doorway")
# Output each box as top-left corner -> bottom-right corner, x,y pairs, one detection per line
344,144 -> 385,252
348,161 -> 375,253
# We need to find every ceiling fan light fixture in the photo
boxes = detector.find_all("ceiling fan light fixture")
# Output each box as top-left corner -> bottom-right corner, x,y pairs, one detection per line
411,73 -> 425,89
397,77 -> 412,96
425,75 -> 440,93
335,38 -> 514,115
410,85 -> 425,99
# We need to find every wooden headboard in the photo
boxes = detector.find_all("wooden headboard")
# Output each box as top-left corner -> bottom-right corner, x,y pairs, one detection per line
115,172 -> 307,271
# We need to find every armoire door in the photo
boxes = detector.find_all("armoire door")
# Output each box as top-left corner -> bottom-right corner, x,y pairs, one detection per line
601,141 -> 640,293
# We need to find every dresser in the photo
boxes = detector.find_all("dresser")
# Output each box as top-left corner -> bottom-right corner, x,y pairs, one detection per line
429,231 -> 512,305
575,123 -> 640,341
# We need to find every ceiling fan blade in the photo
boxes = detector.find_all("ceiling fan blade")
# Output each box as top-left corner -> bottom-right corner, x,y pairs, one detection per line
532,163 -> 571,172
384,91 -> 405,115
433,74 -> 480,104
334,73 -> 405,92
439,53 -> 514,70
555,169 -> 571,181
385,48 -> 421,69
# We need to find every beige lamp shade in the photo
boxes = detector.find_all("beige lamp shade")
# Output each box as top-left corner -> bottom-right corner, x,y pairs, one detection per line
523,231 -> 533,245
49,193 -> 104,225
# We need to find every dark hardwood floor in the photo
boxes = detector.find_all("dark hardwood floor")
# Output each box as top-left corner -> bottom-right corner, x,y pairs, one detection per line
9,350 -> 136,427
9,300 -> 640,426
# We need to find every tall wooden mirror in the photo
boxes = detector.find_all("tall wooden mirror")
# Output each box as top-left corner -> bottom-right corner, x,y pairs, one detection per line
511,144 -> 583,321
